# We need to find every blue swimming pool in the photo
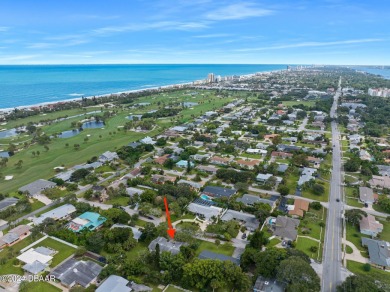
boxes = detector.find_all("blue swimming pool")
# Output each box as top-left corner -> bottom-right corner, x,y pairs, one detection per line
200,194 -> 212,201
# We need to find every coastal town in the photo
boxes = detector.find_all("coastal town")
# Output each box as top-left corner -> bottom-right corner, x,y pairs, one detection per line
0,66 -> 390,291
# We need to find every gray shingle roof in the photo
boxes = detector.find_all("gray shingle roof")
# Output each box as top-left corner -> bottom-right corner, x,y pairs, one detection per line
187,203 -> 223,220
203,186 -> 236,198
236,194 -> 276,208
18,179 -> 56,195
198,250 -> 240,265
273,216 -> 300,240
35,246 -> 55,256
23,260 -> 47,275
96,275 -> 131,292
50,259 -> 103,288
148,237 -> 187,255
0,197 -> 19,211
220,209 -> 260,230
362,238 -> 390,267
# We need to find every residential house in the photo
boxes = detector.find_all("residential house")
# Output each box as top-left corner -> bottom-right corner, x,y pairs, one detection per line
140,136 -> 156,145
187,202 -> 223,220
151,174 -> 176,184
221,210 -> 260,231
298,167 -> 317,186
68,212 -> 107,233
378,165 -> 390,177
210,155 -> 232,166
359,187 -> 377,204
360,215 -> 383,237
236,159 -> 261,170
271,151 -> 293,159
246,148 -> 267,155
264,134 -> 279,143
128,142 -> 142,149
288,199 -> 309,217
177,179 -> 202,190
97,275 -> 152,292
256,173 -> 282,184
176,160 -> 194,168
272,216 -> 300,241
253,276 -> 285,292
198,250 -> 240,265
18,179 -> 56,196
99,151 -> 119,163
202,186 -> 237,199
148,237 -> 187,255
18,247 -> 55,275
33,204 -> 76,225
129,167 -> 141,177
196,165 -> 218,174
369,175 -> 390,189
126,187 -> 144,197
191,153 -> 211,161
236,194 -> 278,209
306,156 -> 321,168
361,238 -> 390,270
359,149 -> 372,161
50,258 -> 103,288
0,225 -> 31,249
154,154 -> 170,165
277,144 -> 301,153
0,197 -> 19,212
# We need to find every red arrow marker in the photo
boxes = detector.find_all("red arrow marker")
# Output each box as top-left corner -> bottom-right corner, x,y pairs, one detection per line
164,196 -> 176,240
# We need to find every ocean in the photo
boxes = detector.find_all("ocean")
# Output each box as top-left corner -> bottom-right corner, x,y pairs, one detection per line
0,64 -> 286,109
352,67 -> 390,79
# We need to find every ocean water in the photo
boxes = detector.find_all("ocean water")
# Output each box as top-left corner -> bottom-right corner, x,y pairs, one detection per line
0,64 -> 286,109
353,67 -> 390,79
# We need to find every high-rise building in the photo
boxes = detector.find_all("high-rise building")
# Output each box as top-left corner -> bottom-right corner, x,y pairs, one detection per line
207,73 -> 215,83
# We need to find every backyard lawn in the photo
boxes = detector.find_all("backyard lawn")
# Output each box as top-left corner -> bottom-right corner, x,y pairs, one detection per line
299,207 -> 327,241
345,223 -> 369,257
195,240 -> 234,257
347,260 -> 390,286
19,281 -> 61,292
105,196 -> 130,206
0,234 -> 44,275
30,237 -> 76,267
295,237 -> 322,261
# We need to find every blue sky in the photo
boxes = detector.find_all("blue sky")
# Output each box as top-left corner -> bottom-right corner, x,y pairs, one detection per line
0,0 -> 389,64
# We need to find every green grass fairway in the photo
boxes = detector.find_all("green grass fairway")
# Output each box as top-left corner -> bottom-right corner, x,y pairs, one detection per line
282,101 -> 316,107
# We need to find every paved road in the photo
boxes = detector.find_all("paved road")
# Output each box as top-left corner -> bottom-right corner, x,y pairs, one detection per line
322,80 -> 344,292
0,200 -> 60,231
298,116 -> 308,131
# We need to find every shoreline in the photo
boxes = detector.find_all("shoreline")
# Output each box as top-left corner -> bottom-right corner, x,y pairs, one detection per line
0,69 -> 282,113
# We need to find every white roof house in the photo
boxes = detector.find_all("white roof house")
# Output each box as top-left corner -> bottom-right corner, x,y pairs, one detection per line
33,204 -> 76,225
17,248 -> 53,265
140,136 -> 156,145
99,151 -> 119,162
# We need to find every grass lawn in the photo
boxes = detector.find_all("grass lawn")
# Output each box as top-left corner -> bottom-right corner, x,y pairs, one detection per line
345,245 -> 353,254
346,223 -> 369,256
134,219 -> 149,227
6,200 -> 45,222
299,207 -> 327,241
347,260 -> 390,286
296,237 -> 322,261
285,173 -> 299,194
195,240 -> 235,257
0,234 -> 44,275
105,196 -> 129,206
164,285 -> 188,292
267,238 -> 281,247
377,218 -> 390,242
19,281 -> 61,292
372,203 -> 390,214
302,180 -> 330,202
30,237 -> 76,267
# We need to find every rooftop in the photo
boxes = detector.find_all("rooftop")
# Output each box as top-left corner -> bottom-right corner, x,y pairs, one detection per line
198,250 -> 240,265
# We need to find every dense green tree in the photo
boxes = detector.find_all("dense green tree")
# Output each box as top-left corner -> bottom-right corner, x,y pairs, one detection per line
277,256 -> 320,292
337,275 -> 384,292
345,209 -> 367,226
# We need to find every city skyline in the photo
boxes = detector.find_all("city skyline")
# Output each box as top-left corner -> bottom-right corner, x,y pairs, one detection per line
0,0 -> 389,65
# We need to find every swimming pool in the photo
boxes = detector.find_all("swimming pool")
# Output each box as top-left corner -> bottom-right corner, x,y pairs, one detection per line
200,194 -> 212,201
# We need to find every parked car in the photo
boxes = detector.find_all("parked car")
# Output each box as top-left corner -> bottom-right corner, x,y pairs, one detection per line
241,233 -> 247,239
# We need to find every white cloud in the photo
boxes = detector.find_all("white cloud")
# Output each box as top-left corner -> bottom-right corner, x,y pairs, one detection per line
235,38 -> 384,52
206,3 -> 273,20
